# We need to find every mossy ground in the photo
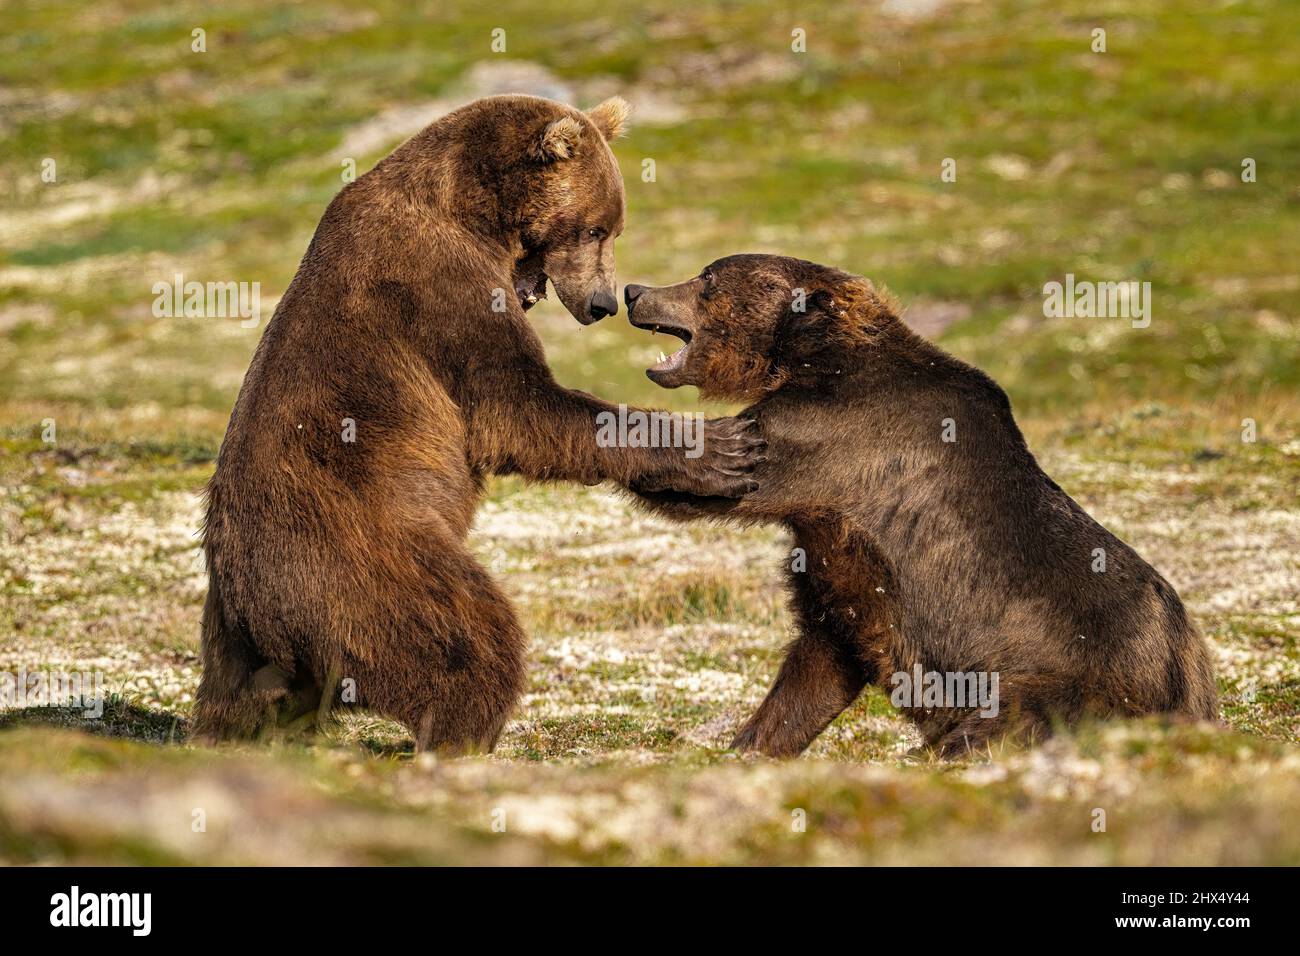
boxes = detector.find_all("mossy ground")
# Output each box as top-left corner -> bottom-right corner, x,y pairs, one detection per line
1,0 -> 1296,864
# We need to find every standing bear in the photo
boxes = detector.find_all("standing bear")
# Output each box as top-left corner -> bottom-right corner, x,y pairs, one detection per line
193,96 -> 762,751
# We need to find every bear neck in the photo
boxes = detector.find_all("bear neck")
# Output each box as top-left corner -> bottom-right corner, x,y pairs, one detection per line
769,310 -> 905,396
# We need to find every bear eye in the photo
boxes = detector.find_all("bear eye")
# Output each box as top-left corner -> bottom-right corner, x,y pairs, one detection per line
586,227 -> 607,242
699,269 -> 717,293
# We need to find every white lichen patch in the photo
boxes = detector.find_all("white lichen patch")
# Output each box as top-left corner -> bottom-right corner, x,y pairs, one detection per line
1,436 -> 1297,864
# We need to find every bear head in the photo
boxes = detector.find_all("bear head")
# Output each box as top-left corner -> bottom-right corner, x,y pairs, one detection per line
624,254 -> 895,400
509,96 -> 630,324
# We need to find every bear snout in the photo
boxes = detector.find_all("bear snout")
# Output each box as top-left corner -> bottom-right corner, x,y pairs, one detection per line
587,289 -> 619,321
623,284 -> 648,312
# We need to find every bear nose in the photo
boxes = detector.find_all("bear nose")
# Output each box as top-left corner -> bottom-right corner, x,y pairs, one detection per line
624,284 -> 647,310
588,289 -> 618,321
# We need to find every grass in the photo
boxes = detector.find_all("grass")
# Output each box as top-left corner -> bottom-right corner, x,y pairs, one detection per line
0,0 -> 1297,864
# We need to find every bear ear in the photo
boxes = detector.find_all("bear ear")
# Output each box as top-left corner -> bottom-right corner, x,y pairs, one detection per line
532,115 -> 584,162
808,289 -> 838,314
586,97 -> 630,142
769,289 -> 839,370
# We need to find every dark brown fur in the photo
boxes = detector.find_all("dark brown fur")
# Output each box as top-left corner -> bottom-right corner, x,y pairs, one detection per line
193,97 -> 762,751
625,254 -> 1219,758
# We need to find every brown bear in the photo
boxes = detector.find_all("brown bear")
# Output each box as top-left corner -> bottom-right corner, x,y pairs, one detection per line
192,96 -> 763,751
623,254 -> 1218,758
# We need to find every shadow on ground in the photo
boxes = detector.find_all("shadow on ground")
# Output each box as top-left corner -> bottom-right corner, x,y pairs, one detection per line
0,696 -> 187,744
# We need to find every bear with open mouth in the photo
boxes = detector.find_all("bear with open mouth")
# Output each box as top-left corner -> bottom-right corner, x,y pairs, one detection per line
625,254 -> 1218,758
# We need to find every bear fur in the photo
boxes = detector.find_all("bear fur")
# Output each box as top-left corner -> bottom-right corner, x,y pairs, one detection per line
624,254 -> 1218,758
192,96 -> 762,751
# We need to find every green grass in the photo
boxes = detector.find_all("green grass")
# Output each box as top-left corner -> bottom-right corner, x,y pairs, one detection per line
0,0 -> 1297,864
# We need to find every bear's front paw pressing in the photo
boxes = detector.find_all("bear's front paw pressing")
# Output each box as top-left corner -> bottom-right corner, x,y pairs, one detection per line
659,415 -> 766,498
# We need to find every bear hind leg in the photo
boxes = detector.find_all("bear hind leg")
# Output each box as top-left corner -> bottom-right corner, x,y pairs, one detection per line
337,545 -> 527,755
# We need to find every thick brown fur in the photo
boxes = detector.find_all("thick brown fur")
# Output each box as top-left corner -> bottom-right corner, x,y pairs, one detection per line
193,97 -> 763,751
624,254 -> 1219,758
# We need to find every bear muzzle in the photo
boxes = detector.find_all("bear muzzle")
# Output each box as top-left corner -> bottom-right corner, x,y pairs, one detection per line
585,288 -> 619,323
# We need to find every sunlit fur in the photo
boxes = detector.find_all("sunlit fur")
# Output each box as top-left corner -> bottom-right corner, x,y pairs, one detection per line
193,97 -> 760,751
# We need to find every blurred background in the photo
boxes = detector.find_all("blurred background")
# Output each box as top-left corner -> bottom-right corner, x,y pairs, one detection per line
0,0 -> 1297,864
3,0 -> 1297,428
